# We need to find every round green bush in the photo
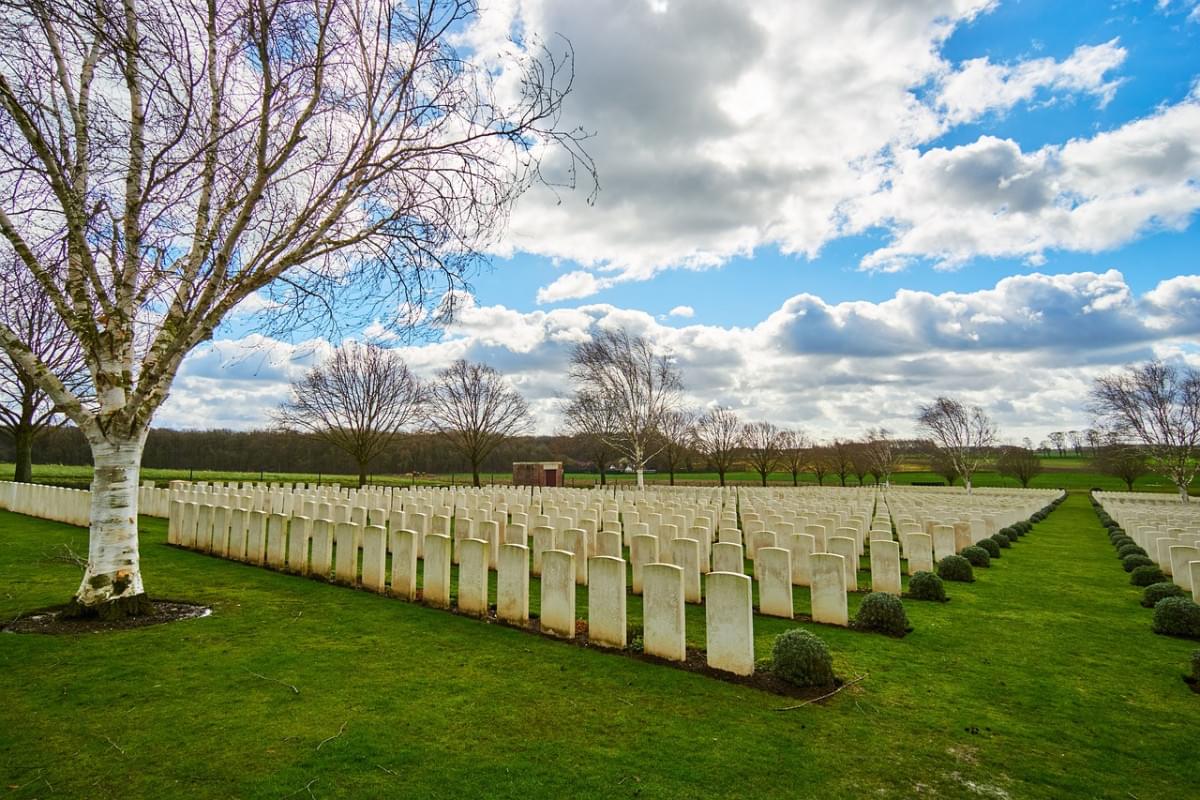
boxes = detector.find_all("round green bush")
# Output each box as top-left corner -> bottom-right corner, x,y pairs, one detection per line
990,532 -> 1012,549
1016,521 -> 1032,534
1000,526 -> 1018,540
1122,554 -> 1155,573
937,554 -> 975,583
1142,582 -> 1187,608
1109,531 -> 1130,545
907,571 -> 946,602
1130,564 -> 1166,587
852,592 -> 910,636
977,538 -> 1001,559
1117,544 -> 1148,559
1151,597 -> 1200,638
771,629 -> 836,687
1111,536 -> 1135,550
961,545 -> 991,568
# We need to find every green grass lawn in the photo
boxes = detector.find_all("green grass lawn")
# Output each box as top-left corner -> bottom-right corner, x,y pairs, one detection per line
1,494 -> 1198,798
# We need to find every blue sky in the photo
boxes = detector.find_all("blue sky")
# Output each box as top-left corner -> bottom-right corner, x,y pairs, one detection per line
169,0 -> 1200,441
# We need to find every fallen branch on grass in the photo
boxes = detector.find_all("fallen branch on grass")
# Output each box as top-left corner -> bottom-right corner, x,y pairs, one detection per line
316,720 -> 348,751
245,667 -> 300,695
773,673 -> 868,711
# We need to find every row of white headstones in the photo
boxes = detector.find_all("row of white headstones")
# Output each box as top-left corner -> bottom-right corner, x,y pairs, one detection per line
1094,491 -> 1200,603
153,483 -> 1058,676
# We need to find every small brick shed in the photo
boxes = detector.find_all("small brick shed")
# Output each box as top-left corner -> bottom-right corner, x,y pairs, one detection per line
512,461 -> 564,487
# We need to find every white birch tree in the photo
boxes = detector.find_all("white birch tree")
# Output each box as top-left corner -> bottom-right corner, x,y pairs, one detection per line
0,0 -> 593,617
568,329 -> 681,488
1089,361 -> 1200,503
915,397 -> 997,495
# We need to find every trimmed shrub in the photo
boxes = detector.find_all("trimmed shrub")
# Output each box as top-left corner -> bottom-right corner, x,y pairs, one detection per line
937,555 -> 975,583
1122,554 -> 1155,573
1016,521 -> 1032,534
1117,544 -> 1148,560
1130,565 -> 1166,587
962,545 -> 991,568
852,592 -> 910,636
1111,536 -> 1135,550
771,629 -> 835,688
1142,582 -> 1187,608
999,526 -> 1018,540
977,538 -> 1001,559
907,571 -> 946,602
1151,597 -> 1200,638
990,532 -> 1012,549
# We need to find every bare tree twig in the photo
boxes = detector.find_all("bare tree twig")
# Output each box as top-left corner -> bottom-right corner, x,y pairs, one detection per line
244,667 -> 300,695
284,778 -> 318,799
316,720 -> 349,751
774,674 -> 868,711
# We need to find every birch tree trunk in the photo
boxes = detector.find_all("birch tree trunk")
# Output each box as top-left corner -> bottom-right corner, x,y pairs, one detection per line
65,430 -> 154,619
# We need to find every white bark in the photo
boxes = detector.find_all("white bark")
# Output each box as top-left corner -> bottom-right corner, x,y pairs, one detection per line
74,431 -> 148,606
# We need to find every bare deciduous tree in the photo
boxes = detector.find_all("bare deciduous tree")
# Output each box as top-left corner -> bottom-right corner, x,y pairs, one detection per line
694,406 -> 741,486
864,427 -> 900,486
656,408 -> 695,486
848,440 -> 873,486
1048,431 -> 1066,457
926,443 -> 960,486
274,344 -> 423,488
0,0 -> 592,616
1,275 -> 88,481
1091,440 -> 1149,491
560,391 -> 619,486
427,360 -> 531,487
1089,361 -> 1200,503
995,446 -> 1042,488
742,420 -> 782,487
568,329 -> 682,488
808,444 -> 832,486
829,438 -> 853,487
916,397 -> 998,494
778,429 -> 808,487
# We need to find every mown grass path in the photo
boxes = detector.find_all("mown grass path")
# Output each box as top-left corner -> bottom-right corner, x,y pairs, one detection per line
1,493 -> 1196,798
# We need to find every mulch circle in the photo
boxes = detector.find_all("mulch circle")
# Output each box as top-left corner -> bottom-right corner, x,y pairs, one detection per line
3,600 -> 211,635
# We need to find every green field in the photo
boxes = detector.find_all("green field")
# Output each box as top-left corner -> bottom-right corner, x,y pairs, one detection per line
1,459 -> 1194,494
2,494 -> 1197,798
